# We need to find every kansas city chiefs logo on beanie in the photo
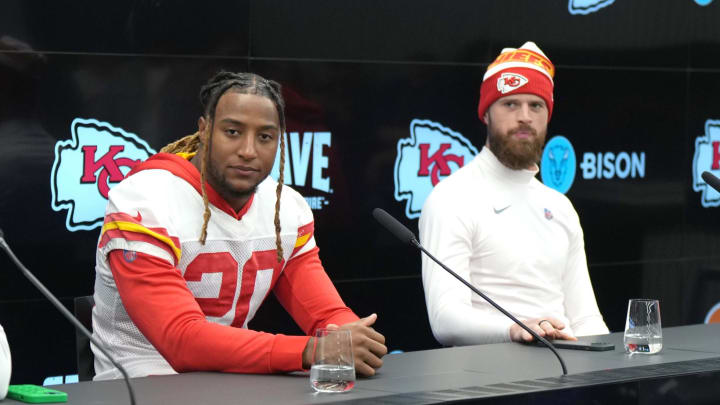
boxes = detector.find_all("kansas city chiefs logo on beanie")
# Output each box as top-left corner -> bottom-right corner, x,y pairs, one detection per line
477,41 -> 555,123
497,72 -> 529,94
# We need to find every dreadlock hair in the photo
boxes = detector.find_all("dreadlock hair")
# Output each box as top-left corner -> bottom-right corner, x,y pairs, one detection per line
160,71 -> 287,262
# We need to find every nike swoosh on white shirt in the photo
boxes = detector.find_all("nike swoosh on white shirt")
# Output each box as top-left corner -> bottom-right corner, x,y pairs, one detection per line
493,205 -> 511,214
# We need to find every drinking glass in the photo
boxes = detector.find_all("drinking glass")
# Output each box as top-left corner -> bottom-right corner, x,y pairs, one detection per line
310,328 -> 356,393
624,299 -> 662,355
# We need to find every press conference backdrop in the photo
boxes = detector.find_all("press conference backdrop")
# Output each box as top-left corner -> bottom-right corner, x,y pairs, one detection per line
2,0 -> 720,384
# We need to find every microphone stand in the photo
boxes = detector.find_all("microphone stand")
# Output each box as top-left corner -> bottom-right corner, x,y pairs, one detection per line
371,207 -> 568,376
0,232 -> 137,404
413,238 -> 567,375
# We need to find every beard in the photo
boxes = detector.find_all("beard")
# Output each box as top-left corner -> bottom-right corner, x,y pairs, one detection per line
487,123 -> 546,170
206,157 -> 260,202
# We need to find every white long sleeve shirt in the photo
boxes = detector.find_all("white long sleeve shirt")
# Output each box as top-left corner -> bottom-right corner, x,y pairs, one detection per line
0,324 -> 10,400
420,147 -> 608,346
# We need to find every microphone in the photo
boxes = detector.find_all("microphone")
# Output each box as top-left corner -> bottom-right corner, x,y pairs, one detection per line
0,229 -> 137,405
372,208 -> 568,375
702,171 -> 720,193
372,208 -> 418,246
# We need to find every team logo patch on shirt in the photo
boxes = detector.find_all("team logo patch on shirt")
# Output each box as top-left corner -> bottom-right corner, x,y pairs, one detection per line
123,250 -> 137,263
497,73 -> 528,94
544,208 -> 554,220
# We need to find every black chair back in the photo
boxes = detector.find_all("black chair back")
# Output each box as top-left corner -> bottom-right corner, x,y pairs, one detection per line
73,295 -> 95,381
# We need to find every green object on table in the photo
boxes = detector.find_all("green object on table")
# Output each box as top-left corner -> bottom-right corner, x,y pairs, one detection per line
7,384 -> 68,403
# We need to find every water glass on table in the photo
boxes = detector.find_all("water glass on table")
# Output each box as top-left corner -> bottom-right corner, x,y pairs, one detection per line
310,328 -> 356,393
624,299 -> 663,355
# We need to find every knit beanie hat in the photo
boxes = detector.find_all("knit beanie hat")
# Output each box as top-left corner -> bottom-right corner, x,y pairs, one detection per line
477,41 -> 555,123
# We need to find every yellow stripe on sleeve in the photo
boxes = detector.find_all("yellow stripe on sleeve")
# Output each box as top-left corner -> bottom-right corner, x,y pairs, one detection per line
294,233 -> 311,248
102,221 -> 182,262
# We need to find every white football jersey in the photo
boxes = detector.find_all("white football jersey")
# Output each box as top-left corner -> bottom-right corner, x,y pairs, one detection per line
0,324 -> 10,400
92,154 -> 316,380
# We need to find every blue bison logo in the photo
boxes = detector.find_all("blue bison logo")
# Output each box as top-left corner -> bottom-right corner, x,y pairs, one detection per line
540,136 -> 576,194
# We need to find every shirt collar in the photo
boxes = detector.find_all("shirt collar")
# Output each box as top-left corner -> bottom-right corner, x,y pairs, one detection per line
476,146 -> 538,185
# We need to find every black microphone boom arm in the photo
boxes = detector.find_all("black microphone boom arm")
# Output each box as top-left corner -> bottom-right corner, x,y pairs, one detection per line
372,208 -> 568,375
0,233 -> 137,404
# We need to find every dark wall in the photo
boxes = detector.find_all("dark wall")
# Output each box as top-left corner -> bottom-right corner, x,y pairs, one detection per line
1,0 -> 720,384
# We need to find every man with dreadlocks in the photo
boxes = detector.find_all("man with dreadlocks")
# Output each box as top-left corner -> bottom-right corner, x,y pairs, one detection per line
92,71 -> 387,380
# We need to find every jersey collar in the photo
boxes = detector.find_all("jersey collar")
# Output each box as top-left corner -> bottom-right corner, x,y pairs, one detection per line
126,152 -> 254,220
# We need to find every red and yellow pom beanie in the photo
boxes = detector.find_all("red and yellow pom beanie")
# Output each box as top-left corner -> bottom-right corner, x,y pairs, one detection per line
477,41 -> 555,123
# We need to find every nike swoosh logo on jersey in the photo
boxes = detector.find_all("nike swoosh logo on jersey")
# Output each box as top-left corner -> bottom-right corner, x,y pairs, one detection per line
493,205 -> 511,214
133,211 -> 142,222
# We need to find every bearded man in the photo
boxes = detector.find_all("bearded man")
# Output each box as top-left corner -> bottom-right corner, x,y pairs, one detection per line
419,42 -> 609,346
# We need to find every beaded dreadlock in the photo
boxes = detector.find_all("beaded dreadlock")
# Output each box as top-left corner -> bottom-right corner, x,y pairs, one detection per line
160,71 -> 287,262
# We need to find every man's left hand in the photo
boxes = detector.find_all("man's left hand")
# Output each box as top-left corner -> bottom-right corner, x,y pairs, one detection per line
509,317 -> 577,342
328,313 -> 387,377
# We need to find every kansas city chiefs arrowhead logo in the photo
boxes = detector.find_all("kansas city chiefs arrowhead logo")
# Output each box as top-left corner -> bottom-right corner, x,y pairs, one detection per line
394,119 -> 478,219
692,119 -> 720,208
568,0 -> 616,15
568,0 -> 711,16
50,118 -> 156,231
497,73 -> 528,94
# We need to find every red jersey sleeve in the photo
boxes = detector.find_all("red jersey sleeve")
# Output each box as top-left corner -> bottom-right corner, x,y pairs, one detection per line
274,247 -> 359,334
107,250 -> 309,374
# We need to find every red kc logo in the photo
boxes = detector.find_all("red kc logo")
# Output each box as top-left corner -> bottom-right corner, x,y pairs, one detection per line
417,143 -> 464,186
712,141 -> 720,170
80,145 -> 141,199
503,76 -> 521,87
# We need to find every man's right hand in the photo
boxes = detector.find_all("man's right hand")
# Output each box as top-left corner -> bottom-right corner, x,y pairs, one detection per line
509,317 -> 577,343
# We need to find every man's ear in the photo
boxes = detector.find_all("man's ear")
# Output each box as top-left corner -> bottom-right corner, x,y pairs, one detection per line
198,117 -> 208,142
482,111 -> 491,147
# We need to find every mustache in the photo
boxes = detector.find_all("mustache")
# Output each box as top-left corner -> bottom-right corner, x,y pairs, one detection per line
508,125 -> 537,137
